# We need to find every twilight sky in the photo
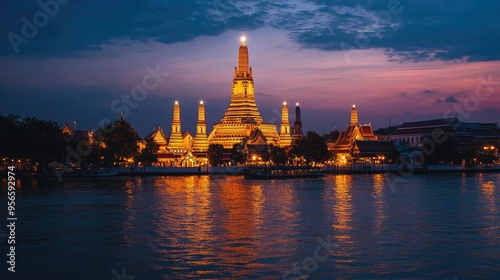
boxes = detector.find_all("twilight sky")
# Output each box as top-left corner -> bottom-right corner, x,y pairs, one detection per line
1,0 -> 499,137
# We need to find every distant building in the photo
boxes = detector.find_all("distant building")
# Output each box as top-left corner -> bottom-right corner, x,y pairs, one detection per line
62,122 -> 93,143
328,105 -> 377,163
352,140 -> 398,161
389,116 -> 499,153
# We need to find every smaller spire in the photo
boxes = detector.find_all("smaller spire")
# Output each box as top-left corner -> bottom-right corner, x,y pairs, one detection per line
350,104 -> 359,124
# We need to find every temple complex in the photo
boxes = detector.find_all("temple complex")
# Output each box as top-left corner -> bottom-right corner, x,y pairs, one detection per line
141,36 -> 299,166
328,105 -> 376,163
207,36 -> 280,149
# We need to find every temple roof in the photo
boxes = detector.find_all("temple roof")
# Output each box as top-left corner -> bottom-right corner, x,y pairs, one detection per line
146,127 -> 167,143
248,129 -> 267,145
353,140 -> 397,157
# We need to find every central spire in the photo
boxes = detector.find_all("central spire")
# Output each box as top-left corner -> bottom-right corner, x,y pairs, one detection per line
222,36 -> 262,123
235,35 -> 252,79
207,35 -> 280,148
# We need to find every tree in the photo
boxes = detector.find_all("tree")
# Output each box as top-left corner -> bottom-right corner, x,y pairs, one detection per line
207,144 -> 224,166
137,138 -> 159,166
0,114 -> 65,164
231,142 -> 247,165
98,117 -> 140,164
289,131 -> 331,165
324,130 -> 340,143
269,145 -> 287,165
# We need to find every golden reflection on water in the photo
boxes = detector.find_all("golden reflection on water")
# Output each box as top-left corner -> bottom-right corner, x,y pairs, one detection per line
481,180 -> 496,223
153,176 -> 216,267
372,174 -> 386,235
216,177 -> 264,276
332,175 -> 353,238
149,176 -> 269,277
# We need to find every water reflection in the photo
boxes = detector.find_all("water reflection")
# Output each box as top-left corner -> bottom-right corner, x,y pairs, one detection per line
480,179 -> 497,239
372,174 -> 386,235
331,174 -> 355,270
332,175 -> 353,234
5,173 -> 500,279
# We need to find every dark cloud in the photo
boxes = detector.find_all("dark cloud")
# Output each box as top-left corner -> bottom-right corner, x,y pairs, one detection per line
435,96 -> 459,103
421,89 -> 436,95
256,92 -> 273,97
399,92 -> 409,98
444,96 -> 459,103
1,0 -> 499,62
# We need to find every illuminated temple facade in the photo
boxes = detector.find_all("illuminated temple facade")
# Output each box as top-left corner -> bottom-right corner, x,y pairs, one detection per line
328,105 -> 377,162
143,37 -> 296,165
207,36 -> 280,149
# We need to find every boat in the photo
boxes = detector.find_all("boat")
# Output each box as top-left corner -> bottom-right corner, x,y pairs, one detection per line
242,165 -> 323,179
44,166 -> 119,177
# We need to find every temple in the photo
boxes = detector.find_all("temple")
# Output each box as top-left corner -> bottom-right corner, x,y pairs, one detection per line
328,105 -> 377,163
207,36 -> 280,149
142,36 -> 298,166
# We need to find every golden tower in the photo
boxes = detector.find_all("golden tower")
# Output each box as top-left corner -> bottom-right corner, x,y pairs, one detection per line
208,36 -> 279,149
351,104 -> 358,124
168,101 -> 185,151
293,102 -> 303,141
192,100 -> 209,151
279,101 -> 292,147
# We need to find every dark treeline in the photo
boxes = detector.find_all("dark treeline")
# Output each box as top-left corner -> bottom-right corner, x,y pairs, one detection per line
0,114 -> 158,169
0,114 -> 65,164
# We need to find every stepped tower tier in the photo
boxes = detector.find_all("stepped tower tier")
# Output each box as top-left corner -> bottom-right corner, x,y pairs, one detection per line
167,101 -> 185,151
279,101 -> 292,147
208,36 -> 279,149
192,100 -> 209,152
221,36 -> 263,123
293,102 -> 303,141
351,104 -> 359,124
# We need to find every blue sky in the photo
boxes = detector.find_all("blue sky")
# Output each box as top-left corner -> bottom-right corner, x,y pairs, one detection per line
1,0 -> 499,136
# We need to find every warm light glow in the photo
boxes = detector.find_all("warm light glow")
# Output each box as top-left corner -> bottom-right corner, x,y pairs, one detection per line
175,101 -> 178,105
252,155 -> 256,161
240,35 -> 246,43
296,102 -> 299,106
283,101 -> 287,106
352,104 -> 356,108
200,100 -> 204,105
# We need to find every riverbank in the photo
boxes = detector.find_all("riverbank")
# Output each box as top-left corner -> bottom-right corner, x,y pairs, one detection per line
3,164 -> 500,178
119,164 -> 500,176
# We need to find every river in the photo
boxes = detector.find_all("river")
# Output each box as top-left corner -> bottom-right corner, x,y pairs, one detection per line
1,173 -> 499,279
